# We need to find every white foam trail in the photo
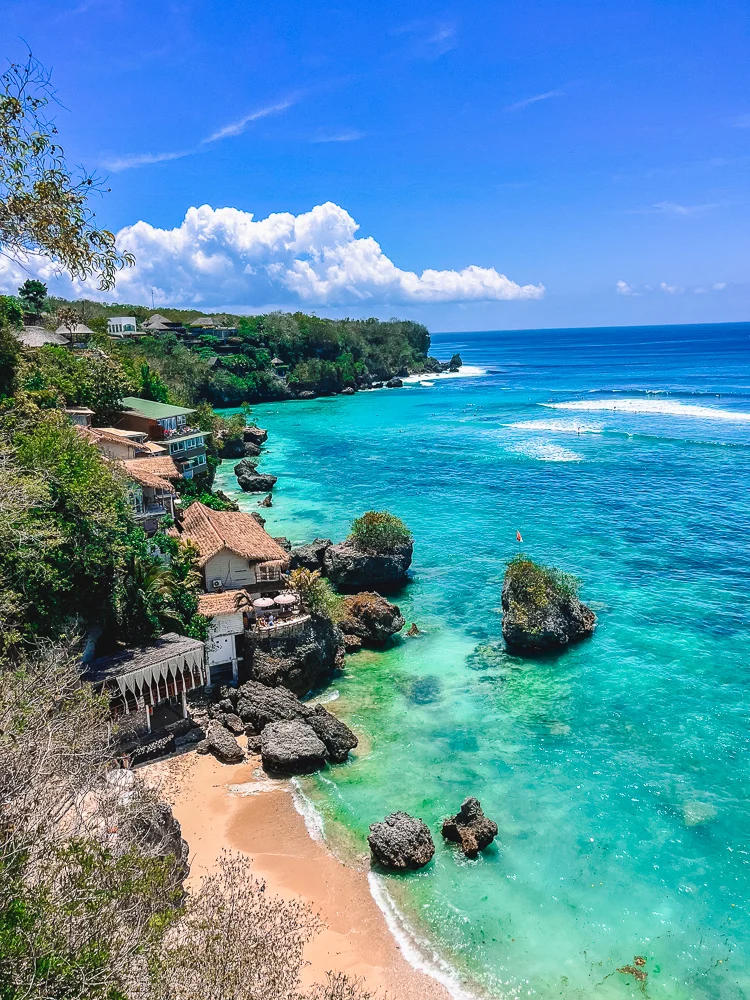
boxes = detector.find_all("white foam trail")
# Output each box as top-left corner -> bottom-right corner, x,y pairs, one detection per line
289,777 -> 325,842
227,779 -> 288,797
314,688 -> 340,704
506,419 -> 604,434
543,398 -> 750,422
509,440 -> 584,462
403,365 -> 486,384
367,872 -> 480,1000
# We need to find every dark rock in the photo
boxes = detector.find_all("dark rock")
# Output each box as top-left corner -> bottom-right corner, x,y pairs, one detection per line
258,493 -> 273,508
164,717 -> 196,737
251,511 -> 266,527
247,613 -> 344,695
274,536 -> 292,553
307,705 -> 358,763
406,622 -> 421,636
385,378 -> 403,388
339,592 -> 405,645
222,713 -> 245,736
342,633 -> 363,653
195,740 -> 210,754
368,812 -> 435,870
218,698 -> 235,714
289,538 -> 332,573
501,564 -> 597,653
222,436 -> 260,458
131,799 -> 190,883
244,425 -> 268,445
205,720 -> 244,763
236,680 -> 309,729
324,541 -> 413,591
261,719 -> 328,774
237,470 -> 278,493
214,490 -> 240,511
341,386 -> 356,395
246,734 -> 263,754
296,390 -> 317,400
371,381 -> 384,389
174,728 -> 205,748
441,797 -> 498,858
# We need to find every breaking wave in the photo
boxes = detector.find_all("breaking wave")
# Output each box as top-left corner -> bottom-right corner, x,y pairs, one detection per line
506,419 -> 604,434
543,398 -> 750,422
509,440 -> 584,462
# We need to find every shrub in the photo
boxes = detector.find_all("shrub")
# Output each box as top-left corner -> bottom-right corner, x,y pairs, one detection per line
287,567 -> 344,621
505,554 -> 580,612
349,510 -> 412,553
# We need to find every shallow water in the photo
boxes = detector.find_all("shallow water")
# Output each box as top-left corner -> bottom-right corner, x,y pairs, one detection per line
216,323 -> 750,999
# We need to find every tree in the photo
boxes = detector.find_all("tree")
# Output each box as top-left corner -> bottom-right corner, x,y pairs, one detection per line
285,567 -> 343,621
349,510 -> 413,553
17,277 -> 47,315
1,55 -> 134,289
0,293 -> 23,328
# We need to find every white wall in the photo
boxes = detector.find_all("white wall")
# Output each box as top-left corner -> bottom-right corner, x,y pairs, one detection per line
204,549 -> 255,589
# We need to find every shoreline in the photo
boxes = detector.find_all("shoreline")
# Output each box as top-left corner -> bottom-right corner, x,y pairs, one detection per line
145,747 -> 456,1000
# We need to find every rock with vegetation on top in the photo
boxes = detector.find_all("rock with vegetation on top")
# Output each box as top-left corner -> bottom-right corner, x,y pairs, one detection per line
339,592 -> 405,645
243,425 -> 268,446
260,719 -> 329,773
307,705 -> 358,763
441,797 -> 498,858
289,538 -> 332,573
368,812 -> 435,870
323,511 -> 413,590
205,720 -> 245,764
501,556 -> 596,653
247,613 -> 344,694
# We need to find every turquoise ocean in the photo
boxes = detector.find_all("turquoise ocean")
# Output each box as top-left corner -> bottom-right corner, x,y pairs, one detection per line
216,323 -> 750,1000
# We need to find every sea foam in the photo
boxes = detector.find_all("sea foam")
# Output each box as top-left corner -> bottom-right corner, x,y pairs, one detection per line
289,778 -> 325,842
403,365 -> 486,384
367,873 -> 480,1000
507,418 -> 604,434
543,398 -> 750,422
509,440 -> 584,462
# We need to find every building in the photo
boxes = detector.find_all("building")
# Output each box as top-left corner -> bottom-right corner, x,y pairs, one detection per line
115,397 -> 209,478
107,316 -> 138,337
56,322 -> 94,344
121,456 -> 181,535
76,425 -> 164,462
64,407 -> 95,427
141,313 -> 185,335
84,632 -> 207,733
16,326 -> 69,348
172,502 -> 291,682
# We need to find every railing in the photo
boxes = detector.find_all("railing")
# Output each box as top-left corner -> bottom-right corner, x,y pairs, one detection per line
253,613 -> 310,635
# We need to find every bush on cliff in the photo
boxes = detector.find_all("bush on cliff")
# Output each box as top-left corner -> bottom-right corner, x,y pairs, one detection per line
349,510 -> 412,553
287,567 -> 343,622
502,554 -> 595,652
504,554 -> 579,616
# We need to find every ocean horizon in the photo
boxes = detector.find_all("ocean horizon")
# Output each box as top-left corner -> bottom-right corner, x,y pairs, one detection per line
216,321 -> 750,999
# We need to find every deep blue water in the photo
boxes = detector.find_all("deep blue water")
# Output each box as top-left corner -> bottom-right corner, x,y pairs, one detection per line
216,323 -> 750,999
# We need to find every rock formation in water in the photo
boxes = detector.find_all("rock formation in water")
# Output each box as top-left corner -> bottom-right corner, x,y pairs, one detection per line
323,540 -> 413,591
406,622 -> 421,636
368,812 -> 435,870
339,592 -> 405,645
441,797 -> 498,858
234,458 -> 278,493
501,557 -> 596,653
385,377 -> 403,388
246,613 -> 344,694
289,538 -> 332,573
244,425 -> 268,446
258,493 -> 273,508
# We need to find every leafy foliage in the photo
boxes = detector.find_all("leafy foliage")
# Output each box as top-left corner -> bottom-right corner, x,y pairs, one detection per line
17,278 -> 47,315
287,567 -> 344,622
18,345 -> 133,422
349,510 -> 413,553
0,56 -> 133,289
505,554 -> 580,612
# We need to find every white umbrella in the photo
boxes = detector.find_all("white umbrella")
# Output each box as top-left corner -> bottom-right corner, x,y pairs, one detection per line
275,593 -> 298,606
252,597 -> 276,610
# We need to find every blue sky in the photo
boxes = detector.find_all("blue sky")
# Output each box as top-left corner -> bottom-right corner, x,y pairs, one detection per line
1,0 -> 749,330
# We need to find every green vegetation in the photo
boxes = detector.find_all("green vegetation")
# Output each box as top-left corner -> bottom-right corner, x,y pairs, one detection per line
287,567 -> 344,622
505,554 -> 580,613
349,510 -> 413,553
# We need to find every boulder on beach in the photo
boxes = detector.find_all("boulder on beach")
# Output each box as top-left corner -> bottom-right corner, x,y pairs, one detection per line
205,720 -> 245,764
368,812 -> 435,870
307,705 -> 358,763
441,797 -> 498,858
221,713 -> 245,736
289,538 -> 332,573
501,556 -> 596,653
324,540 -> 413,591
339,592 -> 405,645
261,719 -> 329,774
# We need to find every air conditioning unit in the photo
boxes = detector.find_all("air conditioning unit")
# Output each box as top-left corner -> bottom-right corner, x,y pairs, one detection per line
210,579 -> 223,591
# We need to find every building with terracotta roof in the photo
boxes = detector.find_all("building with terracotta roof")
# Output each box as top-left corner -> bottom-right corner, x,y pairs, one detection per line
121,459 -> 179,535
114,397 -> 209,479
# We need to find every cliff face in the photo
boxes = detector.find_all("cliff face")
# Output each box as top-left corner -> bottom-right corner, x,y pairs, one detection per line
501,562 -> 596,653
244,613 -> 344,695
323,540 -> 413,591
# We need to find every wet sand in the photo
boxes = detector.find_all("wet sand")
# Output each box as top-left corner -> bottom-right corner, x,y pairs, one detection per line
145,748 -> 451,999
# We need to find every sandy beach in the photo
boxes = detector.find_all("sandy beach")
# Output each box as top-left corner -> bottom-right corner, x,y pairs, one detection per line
145,746 -> 452,1000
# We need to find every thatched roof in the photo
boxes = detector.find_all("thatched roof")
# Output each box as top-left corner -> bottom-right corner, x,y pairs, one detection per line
197,590 -> 246,616
122,456 -> 182,480
16,326 -> 69,347
55,323 -> 93,336
174,501 -> 289,568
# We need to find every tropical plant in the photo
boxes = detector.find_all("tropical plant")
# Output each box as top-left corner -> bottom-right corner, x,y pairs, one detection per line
1,55 -> 134,289
286,567 -> 344,621
349,510 -> 413,553
505,554 -> 580,612
17,278 -> 47,315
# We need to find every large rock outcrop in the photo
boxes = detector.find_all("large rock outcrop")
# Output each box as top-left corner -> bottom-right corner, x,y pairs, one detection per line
260,719 -> 329,773
289,538 -> 332,573
234,458 -> 277,493
368,812 -> 435,870
205,720 -> 245,763
244,425 -> 268,446
323,540 -> 413,591
501,559 -> 596,653
339,592 -> 405,646
230,679 -> 358,763
441,798 -> 498,858
247,613 -> 344,694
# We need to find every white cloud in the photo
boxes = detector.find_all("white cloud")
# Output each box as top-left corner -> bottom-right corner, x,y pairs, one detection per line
312,130 -> 366,143
616,279 -> 636,296
617,278 -> 728,297
202,98 -> 296,144
505,89 -> 565,113
101,149 -> 191,172
0,201 -> 544,308
659,281 -> 683,294
647,201 -> 719,216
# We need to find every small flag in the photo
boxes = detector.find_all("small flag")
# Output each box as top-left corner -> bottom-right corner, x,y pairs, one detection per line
516,530 -> 523,543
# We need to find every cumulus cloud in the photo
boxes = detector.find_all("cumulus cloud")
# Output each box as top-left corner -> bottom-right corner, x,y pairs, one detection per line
0,201 -> 544,308
616,279 -> 636,296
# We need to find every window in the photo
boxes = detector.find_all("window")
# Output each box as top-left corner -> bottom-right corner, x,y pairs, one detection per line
257,563 -> 279,582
